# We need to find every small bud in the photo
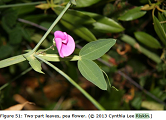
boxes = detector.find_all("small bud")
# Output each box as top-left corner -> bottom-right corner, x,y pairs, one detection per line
35,4 -> 50,10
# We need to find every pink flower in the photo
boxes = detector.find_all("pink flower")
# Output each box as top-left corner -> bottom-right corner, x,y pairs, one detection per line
54,31 -> 75,58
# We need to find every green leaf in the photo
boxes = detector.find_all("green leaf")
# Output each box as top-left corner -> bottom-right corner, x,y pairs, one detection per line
1,8 -> 18,33
29,58 -> 44,74
2,8 -> 18,28
82,11 -> 124,33
21,28 -> 31,42
23,52 -> 44,74
134,31 -> 162,49
60,19 -> 96,42
0,45 -> 13,59
141,101 -> 164,110
0,54 -> 26,68
54,7 -> 95,25
163,12 -> 166,18
79,39 -> 116,60
92,22 -> 124,33
118,6 -> 146,21
131,97 -> 142,109
1,17 -> 12,33
9,27 -> 22,44
158,12 -> 166,32
78,59 -> 107,90
153,16 -> 166,46
121,34 -> 161,63
75,0 -> 101,8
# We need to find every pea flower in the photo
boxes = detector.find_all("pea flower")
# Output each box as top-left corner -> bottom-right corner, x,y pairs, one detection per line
54,31 -> 75,58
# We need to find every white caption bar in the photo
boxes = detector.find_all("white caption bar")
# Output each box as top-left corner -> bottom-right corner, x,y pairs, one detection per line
0,111 -> 165,120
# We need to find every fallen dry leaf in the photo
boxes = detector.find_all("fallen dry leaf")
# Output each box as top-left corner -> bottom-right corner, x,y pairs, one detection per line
4,101 -> 33,110
13,94 -> 41,110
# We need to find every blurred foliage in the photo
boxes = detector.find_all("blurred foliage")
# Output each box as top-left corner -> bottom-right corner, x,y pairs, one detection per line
0,0 -> 166,110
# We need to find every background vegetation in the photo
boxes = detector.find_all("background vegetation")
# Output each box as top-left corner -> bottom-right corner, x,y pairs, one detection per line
0,0 -> 166,110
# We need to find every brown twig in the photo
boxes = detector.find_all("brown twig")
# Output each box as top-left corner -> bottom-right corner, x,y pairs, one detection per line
18,18 -> 54,34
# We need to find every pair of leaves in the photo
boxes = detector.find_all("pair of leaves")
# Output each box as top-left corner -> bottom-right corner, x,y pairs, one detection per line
78,39 -> 116,90
118,6 -> 146,21
24,39 -> 116,90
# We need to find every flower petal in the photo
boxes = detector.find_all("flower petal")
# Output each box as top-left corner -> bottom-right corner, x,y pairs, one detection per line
61,35 -> 75,57
55,38 -> 63,58
54,31 -> 66,40
62,32 -> 68,44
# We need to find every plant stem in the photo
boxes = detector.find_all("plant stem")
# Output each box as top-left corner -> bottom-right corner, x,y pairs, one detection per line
0,1 -> 46,8
37,45 -> 54,54
32,1 -> 72,53
35,55 -> 105,110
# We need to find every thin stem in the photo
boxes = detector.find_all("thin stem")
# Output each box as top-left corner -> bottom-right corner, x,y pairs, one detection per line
0,67 -> 32,91
0,1 -> 46,8
159,21 -> 166,24
156,6 -> 166,12
152,7 -> 155,18
35,55 -> 105,110
32,1 -> 72,53
37,45 -> 54,54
